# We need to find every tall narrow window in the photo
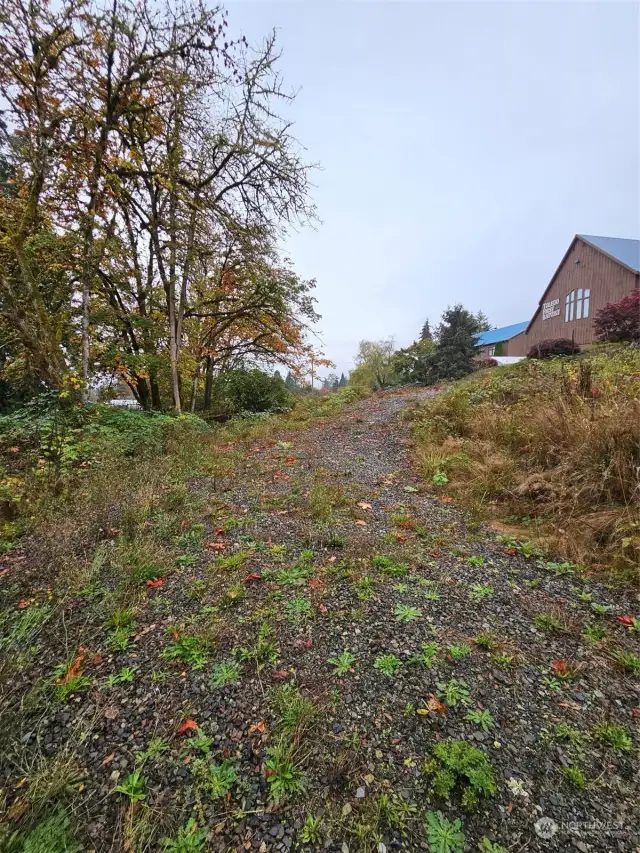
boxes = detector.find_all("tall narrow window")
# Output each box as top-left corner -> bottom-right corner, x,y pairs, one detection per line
583,289 -> 590,318
567,290 -> 575,321
576,288 -> 583,319
565,292 -> 571,321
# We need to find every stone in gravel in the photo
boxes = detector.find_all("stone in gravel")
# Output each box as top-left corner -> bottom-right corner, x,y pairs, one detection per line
355,786 -> 366,798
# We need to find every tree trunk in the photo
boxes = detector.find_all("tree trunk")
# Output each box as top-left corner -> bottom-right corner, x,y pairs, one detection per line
204,355 -> 214,410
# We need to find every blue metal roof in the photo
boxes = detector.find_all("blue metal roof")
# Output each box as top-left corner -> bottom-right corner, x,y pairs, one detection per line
474,322 -> 529,346
578,235 -> 640,272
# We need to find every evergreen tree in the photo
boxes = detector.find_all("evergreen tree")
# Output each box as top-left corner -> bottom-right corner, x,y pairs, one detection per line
420,318 -> 433,340
285,371 -> 300,390
338,373 -> 347,387
273,369 -> 283,381
474,311 -> 492,333
430,304 -> 480,380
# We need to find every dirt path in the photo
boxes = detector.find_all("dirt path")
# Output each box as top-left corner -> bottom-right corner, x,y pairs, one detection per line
1,390 -> 638,853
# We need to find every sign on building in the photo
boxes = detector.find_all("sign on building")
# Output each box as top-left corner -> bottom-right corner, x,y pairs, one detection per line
542,298 -> 560,320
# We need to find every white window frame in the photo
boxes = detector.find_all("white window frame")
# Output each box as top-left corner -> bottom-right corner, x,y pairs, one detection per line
576,288 -> 583,319
565,290 -> 575,322
487,345 -> 495,356
583,288 -> 590,318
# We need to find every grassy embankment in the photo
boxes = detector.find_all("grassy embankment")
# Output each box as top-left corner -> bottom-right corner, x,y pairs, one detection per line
411,345 -> 640,581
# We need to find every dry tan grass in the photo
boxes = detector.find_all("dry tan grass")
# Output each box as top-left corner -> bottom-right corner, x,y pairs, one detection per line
413,347 -> 640,579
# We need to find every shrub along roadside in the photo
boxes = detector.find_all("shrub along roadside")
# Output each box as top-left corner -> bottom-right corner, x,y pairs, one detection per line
410,345 -> 640,579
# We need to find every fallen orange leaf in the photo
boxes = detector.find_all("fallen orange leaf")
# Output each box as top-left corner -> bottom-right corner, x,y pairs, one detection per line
17,599 -> 31,609
177,719 -> 199,735
214,528 -> 225,536
0,568 -> 9,578
102,752 -> 115,766
146,578 -> 164,588
357,501 -> 372,510
245,572 -> 262,583
249,721 -> 266,735
206,541 -> 225,550
272,670 -> 290,681
355,520 -> 367,527
439,496 -> 454,504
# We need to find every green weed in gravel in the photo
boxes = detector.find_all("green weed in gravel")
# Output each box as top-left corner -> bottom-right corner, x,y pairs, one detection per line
446,643 -> 471,661
113,770 -> 146,802
210,660 -> 241,688
436,679 -> 470,706
374,654 -> 402,677
162,632 -> 209,669
328,650 -> 356,675
593,721 -> 633,752
271,683 -> 316,737
395,603 -> 422,623
424,810 -> 465,853
465,709 -> 495,731
285,597 -> 312,623
161,818 -> 208,853
191,757 -> 237,799
265,739 -> 304,803
425,740 -> 496,810
468,584 -> 493,602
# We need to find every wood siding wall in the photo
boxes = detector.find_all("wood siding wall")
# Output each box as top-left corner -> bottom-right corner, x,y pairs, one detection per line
509,239 -> 639,356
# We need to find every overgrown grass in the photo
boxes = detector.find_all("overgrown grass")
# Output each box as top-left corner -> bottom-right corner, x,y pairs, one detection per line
411,345 -> 640,578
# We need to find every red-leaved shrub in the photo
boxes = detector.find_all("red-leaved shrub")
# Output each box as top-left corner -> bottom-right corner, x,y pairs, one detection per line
594,291 -> 640,343
475,357 -> 499,369
527,339 -> 580,359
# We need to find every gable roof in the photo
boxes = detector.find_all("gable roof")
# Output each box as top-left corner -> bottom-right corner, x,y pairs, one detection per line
526,234 -> 640,333
578,235 -> 640,273
474,321 -> 528,346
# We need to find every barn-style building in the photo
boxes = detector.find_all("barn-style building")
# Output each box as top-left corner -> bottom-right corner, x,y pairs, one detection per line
508,235 -> 639,356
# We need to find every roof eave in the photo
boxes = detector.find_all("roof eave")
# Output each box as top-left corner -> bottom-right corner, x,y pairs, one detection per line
578,235 -> 640,275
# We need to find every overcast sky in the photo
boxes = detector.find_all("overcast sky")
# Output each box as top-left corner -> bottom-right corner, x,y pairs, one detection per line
228,1 -> 639,376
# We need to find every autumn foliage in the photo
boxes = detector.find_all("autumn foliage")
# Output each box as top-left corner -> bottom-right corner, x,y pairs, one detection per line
594,291 -> 640,343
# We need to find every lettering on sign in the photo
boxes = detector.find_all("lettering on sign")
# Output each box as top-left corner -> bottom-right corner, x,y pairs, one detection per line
543,298 -> 560,320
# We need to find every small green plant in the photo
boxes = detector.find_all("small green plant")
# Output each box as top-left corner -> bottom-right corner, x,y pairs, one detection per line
271,683 -> 316,736
593,721 -> 633,752
285,597 -> 313,623
162,633 -> 209,669
395,603 -> 422,623
300,814 -> 323,844
533,613 -> 562,631
161,818 -> 208,853
371,554 -> 408,577
541,675 -> 562,693
267,563 -> 313,585
114,769 -> 146,802
190,755 -> 236,798
219,582 -> 245,609
478,839 -> 508,853
107,626 -> 133,652
328,650 -> 356,676
553,723 -> 584,746
546,560 -> 578,576
561,766 -> 587,788
425,740 -> 496,810
468,584 -> 493,602
409,641 -> 439,669
210,659 -> 242,688
265,739 -> 304,803
583,623 -> 606,645
105,666 -> 135,687
424,810 -> 465,853
239,622 -> 278,667
465,709 -> 495,731
474,632 -> 497,650
591,602 -> 614,617
136,737 -> 170,765
374,654 -> 402,677
432,472 -> 449,486
611,648 -> 640,675
464,555 -> 485,567
355,576 -> 375,599
4,809 -> 82,853
492,653 -> 516,669
436,679 -> 470,706
447,643 -> 471,661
